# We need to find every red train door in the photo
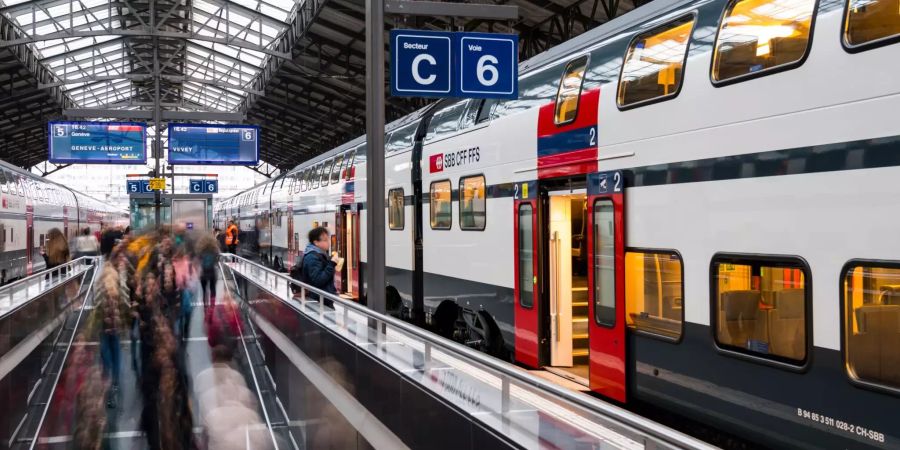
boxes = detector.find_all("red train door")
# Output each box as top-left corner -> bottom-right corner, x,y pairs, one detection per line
25,204 -> 33,274
586,170 -> 627,402
514,181 -> 540,367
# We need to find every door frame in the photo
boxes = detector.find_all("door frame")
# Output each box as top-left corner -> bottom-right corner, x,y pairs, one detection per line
586,170 -> 627,402
513,181 -> 540,368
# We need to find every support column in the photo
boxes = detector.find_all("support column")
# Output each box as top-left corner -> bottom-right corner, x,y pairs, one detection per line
365,0 -> 386,313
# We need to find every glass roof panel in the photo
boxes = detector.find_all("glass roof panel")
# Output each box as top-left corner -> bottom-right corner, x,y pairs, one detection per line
0,0 -> 301,111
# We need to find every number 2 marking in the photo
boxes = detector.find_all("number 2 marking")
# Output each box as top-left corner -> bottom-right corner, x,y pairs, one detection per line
514,183 -> 519,200
589,128 -> 597,147
613,172 -> 622,192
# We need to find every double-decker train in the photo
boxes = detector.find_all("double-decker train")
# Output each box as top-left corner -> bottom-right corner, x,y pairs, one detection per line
0,159 -> 127,284
216,0 -> 900,446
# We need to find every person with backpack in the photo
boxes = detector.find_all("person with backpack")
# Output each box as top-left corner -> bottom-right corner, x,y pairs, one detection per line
293,227 -> 339,307
195,233 -> 220,309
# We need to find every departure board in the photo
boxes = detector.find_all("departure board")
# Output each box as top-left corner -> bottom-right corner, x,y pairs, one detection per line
168,124 -> 259,165
48,121 -> 147,164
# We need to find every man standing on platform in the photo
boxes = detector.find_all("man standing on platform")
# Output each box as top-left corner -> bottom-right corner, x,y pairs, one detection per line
225,219 -> 239,255
297,226 -> 339,307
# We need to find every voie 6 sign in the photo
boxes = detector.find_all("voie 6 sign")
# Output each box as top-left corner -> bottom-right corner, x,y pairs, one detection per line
390,29 -> 518,100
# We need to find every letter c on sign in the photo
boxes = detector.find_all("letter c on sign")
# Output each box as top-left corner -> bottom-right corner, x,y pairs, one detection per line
412,54 -> 437,85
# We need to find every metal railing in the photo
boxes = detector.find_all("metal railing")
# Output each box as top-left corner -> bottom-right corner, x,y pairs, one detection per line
222,254 -> 718,450
0,257 -> 97,317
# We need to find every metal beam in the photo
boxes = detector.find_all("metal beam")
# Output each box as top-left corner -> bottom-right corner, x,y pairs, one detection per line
0,29 -> 291,59
39,74 -> 263,95
62,108 -> 246,121
366,0 -> 385,314
384,0 -> 518,19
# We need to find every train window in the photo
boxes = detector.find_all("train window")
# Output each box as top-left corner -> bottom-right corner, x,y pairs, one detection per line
518,203 -> 534,309
459,175 -> 485,231
842,262 -> 900,390
322,159 -> 333,186
312,165 -> 321,189
0,170 -> 6,194
844,0 -> 900,48
429,180 -> 452,229
712,254 -> 809,364
626,250 -> 684,340
344,150 -> 356,179
388,188 -> 404,230
476,99 -> 498,123
593,199 -> 616,327
618,16 -> 695,108
331,155 -> 344,184
555,55 -> 589,125
388,122 -> 417,152
425,101 -> 467,142
711,0 -> 815,83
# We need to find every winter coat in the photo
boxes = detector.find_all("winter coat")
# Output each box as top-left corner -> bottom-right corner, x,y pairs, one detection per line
296,243 -> 336,301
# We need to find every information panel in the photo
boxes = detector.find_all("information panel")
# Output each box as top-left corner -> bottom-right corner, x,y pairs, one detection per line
48,121 -> 147,164
168,124 -> 259,165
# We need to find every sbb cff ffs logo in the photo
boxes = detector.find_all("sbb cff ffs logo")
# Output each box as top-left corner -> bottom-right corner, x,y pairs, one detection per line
430,154 -> 444,173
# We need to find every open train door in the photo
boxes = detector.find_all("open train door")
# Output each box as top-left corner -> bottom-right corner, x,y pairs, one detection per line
586,170 -> 626,402
514,181 -> 540,367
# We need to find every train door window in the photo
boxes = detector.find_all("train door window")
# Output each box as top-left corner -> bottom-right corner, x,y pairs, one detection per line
618,16 -> 696,108
425,101 -> 467,142
388,188 -> 404,230
518,204 -> 534,308
844,0 -> 900,49
331,155 -> 344,184
626,250 -> 684,340
459,175 -> 485,231
712,254 -> 809,365
842,262 -> 900,390
430,180 -> 452,229
593,199 -> 616,326
711,0 -> 816,83
555,55 -> 589,125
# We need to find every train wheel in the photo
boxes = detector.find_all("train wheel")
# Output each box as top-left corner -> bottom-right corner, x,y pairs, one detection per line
457,310 -> 503,358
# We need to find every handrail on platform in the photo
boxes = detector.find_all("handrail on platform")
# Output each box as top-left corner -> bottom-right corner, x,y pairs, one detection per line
221,253 -> 718,450
0,256 -> 99,318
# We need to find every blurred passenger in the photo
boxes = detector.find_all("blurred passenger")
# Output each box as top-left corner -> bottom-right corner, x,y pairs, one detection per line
100,225 -> 123,259
74,227 -> 100,258
195,233 -> 220,308
296,226 -> 339,307
95,266 -> 128,408
41,227 -> 69,271
225,219 -> 239,254
214,227 -> 227,252
72,367 -> 107,450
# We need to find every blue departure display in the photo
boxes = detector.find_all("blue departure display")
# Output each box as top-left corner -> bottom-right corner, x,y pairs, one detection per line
48,121 -> 147,164
168,124 -> 259,165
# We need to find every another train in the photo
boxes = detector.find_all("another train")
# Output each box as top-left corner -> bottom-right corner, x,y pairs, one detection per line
0,159 -> 127,284
216,0 -> 900,446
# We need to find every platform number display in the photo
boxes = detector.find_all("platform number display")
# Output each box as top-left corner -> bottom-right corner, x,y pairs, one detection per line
459,33 -> 518,98
391,30 -> 518,99
126,180 -> 153,194
189,179 -> 218,194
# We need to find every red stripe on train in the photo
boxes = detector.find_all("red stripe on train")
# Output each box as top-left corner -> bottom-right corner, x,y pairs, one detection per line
536,88 -> 600,179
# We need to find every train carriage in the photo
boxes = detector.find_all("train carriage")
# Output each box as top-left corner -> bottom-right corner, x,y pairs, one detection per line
216,0 -> 900,445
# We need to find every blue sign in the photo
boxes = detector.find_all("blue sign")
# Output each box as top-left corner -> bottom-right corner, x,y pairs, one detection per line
49,121 -> 147,164
190,179 -> 218,194
390,30 -> 518,99
127,179 -> 152,194
458,33 -> 518,98
127,180 -> 141,194
391,30 -> 453,97
168,124 -> 259,165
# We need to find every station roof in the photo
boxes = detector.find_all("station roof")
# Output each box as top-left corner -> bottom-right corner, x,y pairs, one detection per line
0,0 -> 647,172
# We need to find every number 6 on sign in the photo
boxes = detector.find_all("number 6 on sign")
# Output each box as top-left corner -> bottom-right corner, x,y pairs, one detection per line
477,55 -> 499,86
